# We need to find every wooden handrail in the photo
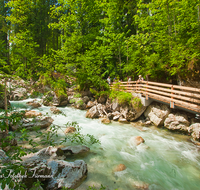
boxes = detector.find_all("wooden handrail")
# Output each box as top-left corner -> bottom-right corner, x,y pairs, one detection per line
111,80 -> 200,113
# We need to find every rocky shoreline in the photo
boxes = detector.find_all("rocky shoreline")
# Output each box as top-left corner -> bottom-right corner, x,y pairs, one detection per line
1,77 -> 200,189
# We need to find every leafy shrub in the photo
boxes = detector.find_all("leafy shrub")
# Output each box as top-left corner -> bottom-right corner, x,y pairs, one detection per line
74,93 -> 81,98
111,82 -> 125,92
90,88 -> 109,100
30,91 -> 43,98
69,99 -> 76,104
131,97 -> 143,108
109,90 -> 132,105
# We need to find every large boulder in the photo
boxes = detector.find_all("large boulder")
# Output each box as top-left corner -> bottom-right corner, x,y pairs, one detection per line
86,106 -> 99,118
11,117 -> 54,130
144,102 -> 170,126
188,123 -> 200,141
11,87 -> 28,100
21,147 -> 88,190
47,160 -> 87,190
97,104 -> 106,117
22,159 -> 52,189
164,113 -> 190,132
112,101 -> 120,112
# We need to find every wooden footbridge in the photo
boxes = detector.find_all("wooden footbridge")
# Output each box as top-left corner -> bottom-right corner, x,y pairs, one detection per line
111,81 -> 200,114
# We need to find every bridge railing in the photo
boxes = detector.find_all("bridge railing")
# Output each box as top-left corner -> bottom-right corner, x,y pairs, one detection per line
111,81 -> 200,113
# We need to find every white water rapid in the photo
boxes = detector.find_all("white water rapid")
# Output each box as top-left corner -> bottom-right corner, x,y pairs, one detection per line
11,99 -> 200,190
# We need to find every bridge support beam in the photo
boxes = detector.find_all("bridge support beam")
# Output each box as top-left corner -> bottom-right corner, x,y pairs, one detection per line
132,92 -> 153,107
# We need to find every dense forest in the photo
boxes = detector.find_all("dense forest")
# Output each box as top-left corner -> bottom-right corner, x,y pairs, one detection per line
0,0 -> 200,90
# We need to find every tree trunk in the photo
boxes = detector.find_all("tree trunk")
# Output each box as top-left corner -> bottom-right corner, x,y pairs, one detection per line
4,78 -> 8,134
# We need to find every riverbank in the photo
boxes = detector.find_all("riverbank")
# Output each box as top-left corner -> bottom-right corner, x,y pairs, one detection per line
7,99 -> 200,189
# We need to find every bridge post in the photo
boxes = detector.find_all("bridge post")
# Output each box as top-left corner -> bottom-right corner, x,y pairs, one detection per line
170,85 -> 174,108
146,81 -> 149,100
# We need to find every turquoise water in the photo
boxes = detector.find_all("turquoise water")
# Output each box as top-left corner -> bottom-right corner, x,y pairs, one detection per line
11,99 -> 200,190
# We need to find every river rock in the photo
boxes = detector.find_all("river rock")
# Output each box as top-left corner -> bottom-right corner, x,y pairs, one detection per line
119,117 -> 130,124
130,106 -> 147,121
25,110 -> 42,118
42,91 -> 58,106
120,106 -> 129,118
144,102 -> 170,126
50,106 -> 62,114
107,113 -> 113,120
114,164 -> 126,172
164,113 -> 190,132
47,160 -> 87,190
26,100 -> 41,108
65,127 -> 76,133
12,117 -> 54,130
58,94 -> 69,107
59,145 -> 90,155
0,149 -> 10,163
74,98 -> 86,110
112,111 -> 121,121
21,146 -> 87,190
131,180 -> 149,190
97,104 -> 106,117
22,159 -> 52,188
100,118 -> 111,124
97,95 -> 107,104
188,123 -> 200,141
86,101 -> 95,109
82,96 -> 90,104
86,106 -> 99,118
11,87 -> 28,100
141,120 -> 152,126
112,101 -> 120,111
42,91 -> 68,107
25,117 -> 54,129
130,136 -> 145,146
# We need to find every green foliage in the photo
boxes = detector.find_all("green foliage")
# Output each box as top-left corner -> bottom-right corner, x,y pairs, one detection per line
74,93 -> 81,98
131,97 -> 143,109
69,99 -> 76,104
109,90 -> 132,105
30,91 -> 43,98
90,88 -> 110,100
0,110 -> 100,189
109,84 -> 142,107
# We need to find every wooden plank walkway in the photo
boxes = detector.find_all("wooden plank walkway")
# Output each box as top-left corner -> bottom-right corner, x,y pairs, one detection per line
111,81 -> 200,113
